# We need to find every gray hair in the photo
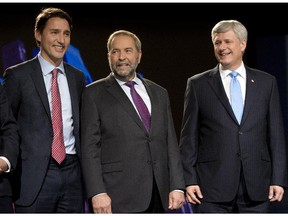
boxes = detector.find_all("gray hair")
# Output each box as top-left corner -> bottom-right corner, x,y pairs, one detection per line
211,20 -> 248,43
107,30 -> 142,52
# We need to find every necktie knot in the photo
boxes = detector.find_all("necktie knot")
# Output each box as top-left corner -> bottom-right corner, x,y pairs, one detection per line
229,71 -> 238,78
125,81 -> 136,88
52,68 -> 59,77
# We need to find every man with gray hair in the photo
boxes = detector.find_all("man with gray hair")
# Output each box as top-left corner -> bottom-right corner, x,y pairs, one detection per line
81,30 -> 185,213
180,20 -> 287,213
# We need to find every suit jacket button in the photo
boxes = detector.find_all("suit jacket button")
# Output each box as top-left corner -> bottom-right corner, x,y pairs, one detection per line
238,131 -> 243,135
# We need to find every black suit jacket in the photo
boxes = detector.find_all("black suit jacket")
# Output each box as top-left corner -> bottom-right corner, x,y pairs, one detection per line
0,85 -> 19,197
81,73 -> 185,212
2,57 -> 85,206
180,65 -> 287,202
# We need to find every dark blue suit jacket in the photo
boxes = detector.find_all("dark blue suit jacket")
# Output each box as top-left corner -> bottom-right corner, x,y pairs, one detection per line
180,65 -> 287,202
0,85 -> 19,197
2,57 -> 85,206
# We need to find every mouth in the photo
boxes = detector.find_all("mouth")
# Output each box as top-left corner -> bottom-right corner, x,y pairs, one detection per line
117,62 -> 131,69
117,62 -> 129,66
219,52 -> 231,57
54,45 -> 65,52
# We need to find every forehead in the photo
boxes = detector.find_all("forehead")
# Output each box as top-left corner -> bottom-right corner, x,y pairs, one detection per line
111,35 -> 135,48
44,17 -> 70,31
214,29 -> 236,40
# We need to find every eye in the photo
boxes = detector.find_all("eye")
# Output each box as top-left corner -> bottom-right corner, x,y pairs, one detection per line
125,49 -> 133,54
64,31 -> 71,37
111,50 -> 119,55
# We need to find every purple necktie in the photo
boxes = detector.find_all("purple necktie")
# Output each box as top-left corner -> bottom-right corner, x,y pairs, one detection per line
125,81 -> 151,132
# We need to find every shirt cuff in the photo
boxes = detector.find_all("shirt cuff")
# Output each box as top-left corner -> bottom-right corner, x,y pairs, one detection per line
173,189 -> 184,193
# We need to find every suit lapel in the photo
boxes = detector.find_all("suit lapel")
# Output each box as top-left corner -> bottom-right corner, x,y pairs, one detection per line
141,78 -> 154,134
30,58 -> 51,122
65,64 -> 80,130
105,74 -> 148,133
241,67 -> 257,125
208,67 -> 239,124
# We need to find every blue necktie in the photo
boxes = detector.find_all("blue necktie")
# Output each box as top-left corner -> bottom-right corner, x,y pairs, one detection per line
229,72 -> 243,124
125,81 -> 151,132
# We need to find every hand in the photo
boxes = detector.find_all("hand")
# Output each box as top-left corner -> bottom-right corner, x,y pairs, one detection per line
91,193 -> 112,213
0,158 -> 8,175
168,190 -> 185,210
186,185 -> 203,204
269,185 -> 284,202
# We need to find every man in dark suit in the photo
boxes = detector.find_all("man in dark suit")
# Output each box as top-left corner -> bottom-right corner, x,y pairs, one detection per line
0,85 -> 19,213
180,20 -> 287,213
81,30 -> 185,213
2,7 -> 85,212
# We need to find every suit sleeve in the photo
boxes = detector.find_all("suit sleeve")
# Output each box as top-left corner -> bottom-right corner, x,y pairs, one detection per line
0,85 -> 19,170
179,77 -> 199,186
268,77 -> 287,188
165,90 -> 185,191
81,86 -> 106,199
2,67 -> 21,119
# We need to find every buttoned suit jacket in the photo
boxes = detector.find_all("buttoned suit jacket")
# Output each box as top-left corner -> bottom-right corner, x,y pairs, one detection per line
81,73 -> 185,213
0,85 -> 19,197
180,65 -> 287,202
2,56 -> 85,206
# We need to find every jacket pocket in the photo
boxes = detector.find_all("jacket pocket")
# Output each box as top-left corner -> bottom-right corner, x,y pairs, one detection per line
102,161 -> 123,173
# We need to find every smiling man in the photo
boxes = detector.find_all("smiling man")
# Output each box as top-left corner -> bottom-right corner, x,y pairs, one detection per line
2,7 -> 85,213
179,20 -> 287,213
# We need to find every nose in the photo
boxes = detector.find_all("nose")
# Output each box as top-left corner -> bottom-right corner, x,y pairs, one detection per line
119,51 -> 126,60
219,42 -> 227,50
57,33 -> 65,44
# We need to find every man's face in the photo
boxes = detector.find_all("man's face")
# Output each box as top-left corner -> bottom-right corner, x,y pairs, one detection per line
35,17 -> 71,66
108,35 -> 142,81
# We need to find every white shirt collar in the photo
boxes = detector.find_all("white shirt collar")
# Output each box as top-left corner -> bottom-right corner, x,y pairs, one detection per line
37,52 -> 65,76
114,73 -> 142,86
219,62 -> 246,80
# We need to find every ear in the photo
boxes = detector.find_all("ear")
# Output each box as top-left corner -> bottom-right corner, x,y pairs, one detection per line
35,31 -> 41,44
137,50 -> 142,64
241,40 -> 247,53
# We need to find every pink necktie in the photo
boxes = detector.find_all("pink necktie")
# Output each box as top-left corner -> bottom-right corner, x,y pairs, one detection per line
125,81 -> 151,132
51,68 -> 66,164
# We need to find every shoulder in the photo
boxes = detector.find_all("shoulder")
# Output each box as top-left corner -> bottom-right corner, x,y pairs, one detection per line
142,77 -> 168,93
245,66 -> 277,84
187,67 -> 219,82
84,75 -> 111,92
4,57 -> 39,78
86,77 -> 107,88
64,62 -> 83,75
6,57 -> 38,72
246,66 -> 275,78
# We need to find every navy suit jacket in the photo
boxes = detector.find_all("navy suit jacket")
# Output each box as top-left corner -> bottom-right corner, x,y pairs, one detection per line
2,57 -> 85,206
0,85 -> 19,197
81,73 -> 185,212
180,65 -> 287,202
